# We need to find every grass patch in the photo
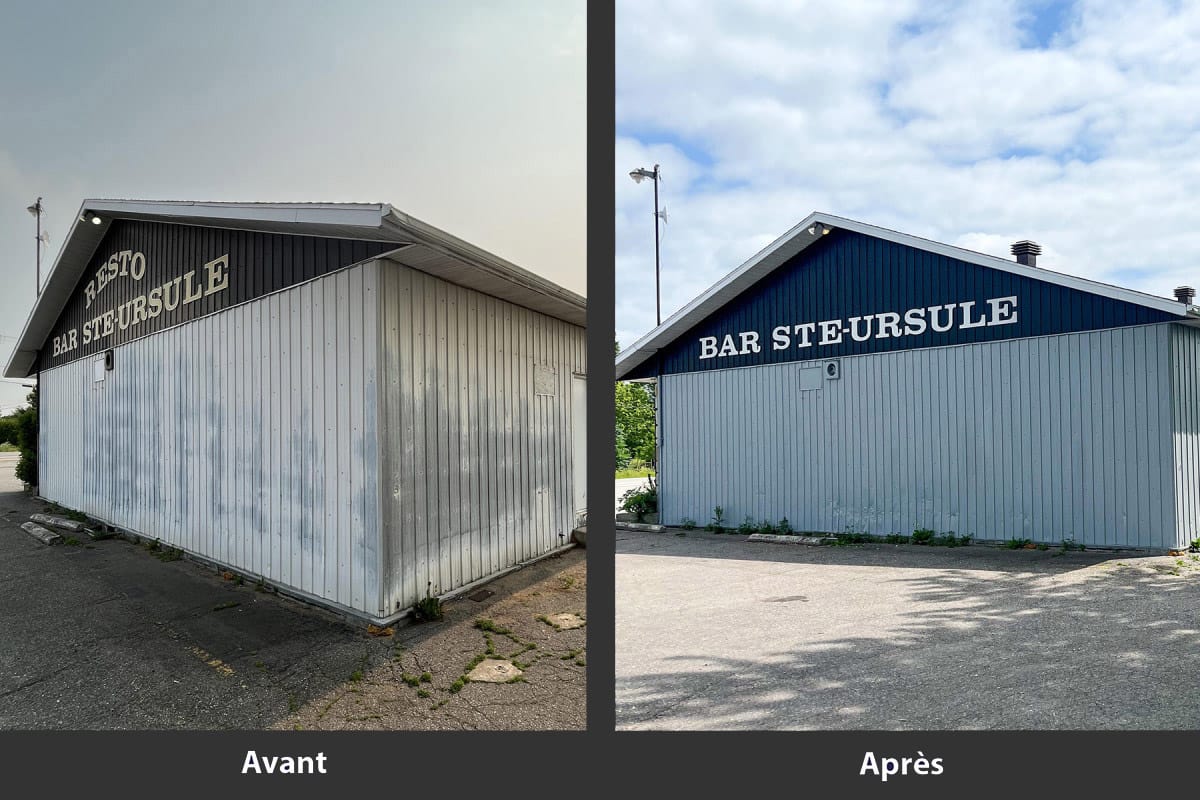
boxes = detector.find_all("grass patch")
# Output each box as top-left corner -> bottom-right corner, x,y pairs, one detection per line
614,468 -> 656,479
474,618 -> 511,635
348,670 -> 363,683
416,688 -> 430,699
0,442 -> 18,453
448,678 -> 466,694
401,673 -> 421,688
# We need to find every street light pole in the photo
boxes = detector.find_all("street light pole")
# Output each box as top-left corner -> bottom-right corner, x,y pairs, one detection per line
26,197 -> 43,298
628,164 -> 663,326
652,165 -> 661,326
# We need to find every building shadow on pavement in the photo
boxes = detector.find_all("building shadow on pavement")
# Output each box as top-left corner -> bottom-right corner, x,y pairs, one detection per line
617,534 -> 1200,730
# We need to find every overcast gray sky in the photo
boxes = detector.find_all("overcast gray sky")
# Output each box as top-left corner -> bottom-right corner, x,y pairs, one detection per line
616,0 -> 1200,348
0,0 -> 586,412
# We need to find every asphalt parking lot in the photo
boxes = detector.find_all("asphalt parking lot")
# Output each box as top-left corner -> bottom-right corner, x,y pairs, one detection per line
616,527 -> 1200,730
0,453 -> 585,730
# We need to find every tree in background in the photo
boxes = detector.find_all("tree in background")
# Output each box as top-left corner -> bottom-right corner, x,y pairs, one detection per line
614,341 -> 656,472
13,387 -> 37,486
615,380 -> 655,468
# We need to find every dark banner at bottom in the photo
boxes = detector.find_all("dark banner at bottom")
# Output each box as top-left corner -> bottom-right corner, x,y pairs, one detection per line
0,730 -> 1188,794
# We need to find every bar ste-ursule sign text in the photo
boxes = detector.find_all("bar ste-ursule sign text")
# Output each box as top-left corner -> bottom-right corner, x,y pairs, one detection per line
698,295 -> 1019,360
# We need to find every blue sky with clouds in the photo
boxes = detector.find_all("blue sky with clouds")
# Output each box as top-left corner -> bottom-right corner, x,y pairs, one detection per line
0,0 -> 584,412
615,0 -> 1200,349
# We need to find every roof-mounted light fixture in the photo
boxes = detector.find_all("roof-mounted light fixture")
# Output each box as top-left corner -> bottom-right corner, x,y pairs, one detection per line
82,211 -> 102,225
808,221 -> 831,235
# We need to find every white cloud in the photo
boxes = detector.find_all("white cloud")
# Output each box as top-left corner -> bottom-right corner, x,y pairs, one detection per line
616,0 -> 1200,347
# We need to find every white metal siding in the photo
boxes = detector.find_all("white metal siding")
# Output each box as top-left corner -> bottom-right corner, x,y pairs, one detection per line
39,263 -> 383,615
376,263 -> 586,614
660,324 -> 1178,549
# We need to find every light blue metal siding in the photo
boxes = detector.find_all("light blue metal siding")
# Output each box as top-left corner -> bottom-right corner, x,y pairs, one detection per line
1171,324 -> 1200,546
39,263 -> 383,616
660,324 -> 1179,549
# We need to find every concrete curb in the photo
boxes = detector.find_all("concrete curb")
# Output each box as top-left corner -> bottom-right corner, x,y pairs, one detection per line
20,521 -> 62,546
616,522 -> 665,533
748,533 -> 836,546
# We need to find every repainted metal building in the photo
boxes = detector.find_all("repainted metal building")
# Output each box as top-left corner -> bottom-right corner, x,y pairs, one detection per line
616,212 -> 1200,551
5,200 -> 587,622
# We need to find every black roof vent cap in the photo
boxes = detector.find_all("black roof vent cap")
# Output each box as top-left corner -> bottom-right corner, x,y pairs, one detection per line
1175,286 -> 1195,304
1011,240 -> 1042,267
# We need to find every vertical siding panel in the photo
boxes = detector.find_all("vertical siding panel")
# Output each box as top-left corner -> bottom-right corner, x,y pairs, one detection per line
348,267 -> 365,613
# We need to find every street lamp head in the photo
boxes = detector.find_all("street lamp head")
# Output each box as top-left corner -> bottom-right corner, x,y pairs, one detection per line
629,166 -> 658,184
26,203 -> 40,217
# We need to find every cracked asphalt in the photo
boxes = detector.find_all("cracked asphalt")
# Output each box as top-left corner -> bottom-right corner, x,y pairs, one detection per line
618,526 -> 1200,730
0,453 -> 585,730
276,553 -> 586,730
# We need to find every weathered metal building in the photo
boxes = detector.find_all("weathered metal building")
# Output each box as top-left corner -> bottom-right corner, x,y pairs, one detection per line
616,212 -> 1200,551
5,200 -> 587,622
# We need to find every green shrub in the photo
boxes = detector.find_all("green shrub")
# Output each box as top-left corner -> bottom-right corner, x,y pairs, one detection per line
885,533 -> 909,544
619,482 -> 658,522
777,517 -> 793,535
757,519 -> 776,535
680,517 -> 696,530
911,528 -> 935,545
1005,538 -> 1033,549
413,584 -> 444,622
737,516 -> 758,535
705,506 -> 726,533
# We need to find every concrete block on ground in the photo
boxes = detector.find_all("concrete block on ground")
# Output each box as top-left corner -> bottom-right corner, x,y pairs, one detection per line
615,521 -> 664,533
30,514 -> 85,532
747,533 -> 835,546
20,521 -> 62,546
466,659 -> 523,683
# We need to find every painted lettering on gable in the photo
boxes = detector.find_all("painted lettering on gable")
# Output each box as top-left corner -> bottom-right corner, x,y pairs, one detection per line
701,296 -> 1019,360
52,253 -> 233,364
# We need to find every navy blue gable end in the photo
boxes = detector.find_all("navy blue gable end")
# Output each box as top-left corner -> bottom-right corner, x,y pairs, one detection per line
629,229 -> 1180,378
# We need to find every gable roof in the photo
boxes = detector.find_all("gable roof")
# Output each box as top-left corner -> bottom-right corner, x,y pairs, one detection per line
616,211 -> 1198,380
6,199 -> 585,378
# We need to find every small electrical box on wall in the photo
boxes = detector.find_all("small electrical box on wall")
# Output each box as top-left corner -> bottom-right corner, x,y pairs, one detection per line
825,359 -> 841,380
104,349 -> 114,371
